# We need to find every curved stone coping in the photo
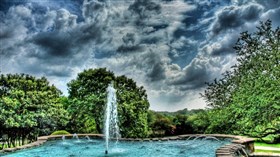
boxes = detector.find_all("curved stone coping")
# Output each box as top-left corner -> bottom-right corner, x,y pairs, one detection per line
0,134 -> 103,153
211,134 -> 255,157
0,134 -> 255,156
0,139 -> 47,153
118,134 -> 254,142
216,143 -> 248,157
38,134 -> 103,140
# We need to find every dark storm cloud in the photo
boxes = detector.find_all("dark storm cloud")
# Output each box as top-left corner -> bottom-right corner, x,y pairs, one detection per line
128,0 -> 161,20
140,36 -> 162,45
168,58 -> 211,89
21,60 -> 73,77
147,63 -> 166,81
144,52 -> 166,81
211,3 -> 263,35
31,24 -> 103,58
0,4 -> 92,78
117,33 -> 145,53
0,27 -> 14,39
77,23 -> 104,44
122,33 -> 136,45
3,0 -> 279,111
82,0 -> 108,20
32,32 -> 73,57
29,6 -> 108,59
45,69 -> 72,77
255,0 -> 280,10
117,45 -> 145,53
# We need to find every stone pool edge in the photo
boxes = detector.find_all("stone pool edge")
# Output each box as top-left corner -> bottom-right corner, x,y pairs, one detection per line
0,134 -> 261,157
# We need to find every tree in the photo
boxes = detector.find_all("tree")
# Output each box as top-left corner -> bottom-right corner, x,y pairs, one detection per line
202,20 -> 280,143
115,75 -> 150,138
67,68 -> 150,138
0,74 -> 69,148
149,112 -> 175,137
173,114 -> 193,135
188,110 -> 210,134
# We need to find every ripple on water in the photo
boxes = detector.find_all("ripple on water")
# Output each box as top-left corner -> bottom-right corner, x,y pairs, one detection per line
1,139 -> 231,157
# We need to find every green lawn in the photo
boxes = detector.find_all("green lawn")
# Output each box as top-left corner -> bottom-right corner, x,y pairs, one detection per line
254,142 -> 280,154
254,142 -> 280,148
255,149 -> 280,153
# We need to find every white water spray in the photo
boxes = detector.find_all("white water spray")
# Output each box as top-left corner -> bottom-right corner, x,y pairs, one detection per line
104,83 -> 120,154
73,133 -> 79,140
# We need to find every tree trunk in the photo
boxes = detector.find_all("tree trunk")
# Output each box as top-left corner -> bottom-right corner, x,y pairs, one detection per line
96,123 -> 102,134
7,137 -> 11,148
22,136 -> 25,145
11,138 -> 16,148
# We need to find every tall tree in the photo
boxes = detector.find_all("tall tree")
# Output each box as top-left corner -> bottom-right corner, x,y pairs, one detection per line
67,68 -> 115,133
202,20 -> 280,142
0,74 -> 69,148
67,68 -> 150,138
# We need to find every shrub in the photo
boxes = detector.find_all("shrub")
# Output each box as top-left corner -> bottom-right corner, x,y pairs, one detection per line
51,130 -> 70,135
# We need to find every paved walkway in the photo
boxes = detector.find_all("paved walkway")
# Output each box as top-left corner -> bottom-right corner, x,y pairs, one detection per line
255,146 -> 280,151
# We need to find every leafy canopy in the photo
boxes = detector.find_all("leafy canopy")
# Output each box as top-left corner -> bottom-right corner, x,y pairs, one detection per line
0,73 -> 69,147
67,68 -> 150,138
202,20 -> 280,142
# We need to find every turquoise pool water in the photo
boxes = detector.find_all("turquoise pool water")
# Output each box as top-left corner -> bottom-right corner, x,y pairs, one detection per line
1,138 -> 231,157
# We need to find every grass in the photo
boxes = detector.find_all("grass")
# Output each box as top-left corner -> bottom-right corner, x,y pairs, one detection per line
254,141 -> 280,154
1,142 -> 22,149
255,149 -> 280,153
254,142 -> 280,148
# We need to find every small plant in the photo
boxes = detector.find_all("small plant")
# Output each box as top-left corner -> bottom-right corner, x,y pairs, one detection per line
51,130 -> 71,135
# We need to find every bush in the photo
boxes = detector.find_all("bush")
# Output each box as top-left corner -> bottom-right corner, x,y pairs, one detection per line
51,130 -> 70,135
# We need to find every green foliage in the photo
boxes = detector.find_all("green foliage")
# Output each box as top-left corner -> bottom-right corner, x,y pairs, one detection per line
51,130 -> 71,135
0,73 -> 69,148
188,110 -> 210,134
173,114 -> 193,135
255,134 -> 280,144
67,68 -> 150,138
148,111 -> 175,136
202,20 -> 280,142
148,109 -> 208,136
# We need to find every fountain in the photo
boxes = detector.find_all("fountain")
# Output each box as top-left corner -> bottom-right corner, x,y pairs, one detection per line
104,82 -> 120,154
85,135 -> 91,141
72,133 -> 79,141
3,137 -> 232,157
204,136 -> 220,141
62,135 -> 65,141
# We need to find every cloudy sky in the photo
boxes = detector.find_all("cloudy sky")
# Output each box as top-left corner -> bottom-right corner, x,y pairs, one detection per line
0,0 -> 279,111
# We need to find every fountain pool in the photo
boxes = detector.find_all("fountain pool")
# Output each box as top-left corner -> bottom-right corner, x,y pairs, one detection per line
1,138 -> 232,157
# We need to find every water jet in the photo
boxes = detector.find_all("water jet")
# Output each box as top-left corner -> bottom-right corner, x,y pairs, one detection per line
104,82 -> 120,154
